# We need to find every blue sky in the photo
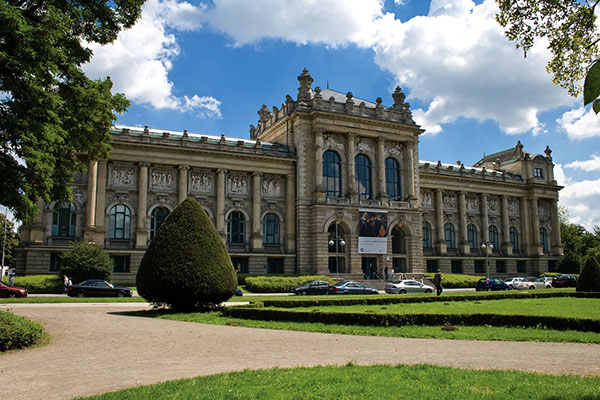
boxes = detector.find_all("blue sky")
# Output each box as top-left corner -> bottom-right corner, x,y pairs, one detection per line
78,0 -> 600,229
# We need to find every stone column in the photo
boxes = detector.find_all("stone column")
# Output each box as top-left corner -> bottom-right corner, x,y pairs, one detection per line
286,174 -> 296,252
377,136 -> 388,204
481,193 -> 489,244
530,196 -> 542,256
251,172 -> 263,251
501,195 -> 511,255
405,142 -> 415,199
178,165 -> 189,204
83,159 -> 98,243
458,191 -> 469,254
550,198 -> 563,256
519,196 -> 531,256
94,160 -> 108,243
135,162 -> 149,249
314,129 -> 324,196
435,189 -> 446,254
216,169 -> 226,237
346,132 -> 356,199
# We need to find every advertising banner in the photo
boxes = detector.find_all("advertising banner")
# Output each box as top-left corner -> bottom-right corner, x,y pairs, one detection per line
357,209 -> 388,254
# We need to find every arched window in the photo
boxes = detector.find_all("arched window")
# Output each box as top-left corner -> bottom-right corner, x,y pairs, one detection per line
385,157 -> 402,201
489,225 -> 499,249
109,204 -> 131,239
444,222 -> 456,249
510,226 -> 519,251
392,227 -> 406,254
227,211 -> 245,244
52,202 -> 76,237
150,207 -> 169,240
355,154 -> 372,200
540,227 -> 548,251
263,213 -> 280,245
467,224 -> 478,250
422,221 -> 432,249
323,150 -> 342,197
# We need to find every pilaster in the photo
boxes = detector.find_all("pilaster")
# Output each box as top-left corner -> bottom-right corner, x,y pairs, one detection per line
406,142 -> 416,199
83,159 -> 98,243
94,160 -> 108,243
501,195 -> 512,255
285,174 -> 296,252
314,128 -> 324,201
435,189 -> 446,254
377,136 -> 388,205
178,165 -> 190,204
216,169 -> 226,237
135,162 -> 149,249
251,172 -> 263,251
346,132 -> 357,200
458,191 -> 469,254
550,198 -> 563,256
530,196 -> 542,256
481,193 -> 489,244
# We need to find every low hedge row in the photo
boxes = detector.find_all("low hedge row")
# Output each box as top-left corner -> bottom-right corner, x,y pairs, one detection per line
244,275 -> 331,293
260,291 -> 600,308
422,273 -> 483,288
221,307 -> 600,332
0,311 -> 45,352
4,275 -> 63,294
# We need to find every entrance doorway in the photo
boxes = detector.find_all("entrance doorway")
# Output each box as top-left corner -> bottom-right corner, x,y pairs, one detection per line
362,257 -> 377,280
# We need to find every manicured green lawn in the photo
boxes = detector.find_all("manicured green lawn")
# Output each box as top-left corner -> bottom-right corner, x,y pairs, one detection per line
77,364 -> 600,400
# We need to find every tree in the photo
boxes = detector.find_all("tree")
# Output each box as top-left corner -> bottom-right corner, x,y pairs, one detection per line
559,219 -> 600,273
0,212 -> 19,271
495,0 -> 600,111
576,254 -> 600,292
0,0 -> 145,223
59,242 -> 113,284
136,198 -> 237,311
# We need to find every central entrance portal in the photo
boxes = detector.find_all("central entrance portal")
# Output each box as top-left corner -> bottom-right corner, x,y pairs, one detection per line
361,257 -> 377,280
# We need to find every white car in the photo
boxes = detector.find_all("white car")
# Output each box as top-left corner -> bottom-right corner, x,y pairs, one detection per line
385,280 -> 434,294
504,277 -> 529,290
529,277 -> 553,289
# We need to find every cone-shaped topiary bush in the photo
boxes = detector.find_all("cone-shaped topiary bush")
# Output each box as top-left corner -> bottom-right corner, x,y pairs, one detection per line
136,198 -> 237,310
576,255 -> 600,292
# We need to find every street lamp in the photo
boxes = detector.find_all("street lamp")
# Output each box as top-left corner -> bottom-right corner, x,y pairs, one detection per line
328,223 -> 345,282
1,206 -> 8,280
481,241 -> 493,278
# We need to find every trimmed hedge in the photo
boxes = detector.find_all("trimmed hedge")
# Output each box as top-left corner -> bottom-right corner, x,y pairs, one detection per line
4,275 -> 63,294
245,275 -> 332,293
422,273 -> 483,288
577,256 -> 600,292
221,307 -> 600,332
0,311 -> 45,352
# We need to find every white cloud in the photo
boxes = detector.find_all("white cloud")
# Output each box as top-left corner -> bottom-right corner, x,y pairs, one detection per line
556,164 -> 600,229
557,107 -> 600,140
564,154 -> 600,171
83,0 -> 220,118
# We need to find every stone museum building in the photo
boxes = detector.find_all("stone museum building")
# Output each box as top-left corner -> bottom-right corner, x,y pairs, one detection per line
15,69 -> 563,284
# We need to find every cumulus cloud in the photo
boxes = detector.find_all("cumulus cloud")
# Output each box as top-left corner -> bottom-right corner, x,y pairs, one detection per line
555,164 -> 600,229
83,0 -> 220,118
557,107 -> 600,140
564,154 -> 600,171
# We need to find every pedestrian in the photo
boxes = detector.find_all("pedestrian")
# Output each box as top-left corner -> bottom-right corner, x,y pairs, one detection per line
384,266 -> 389,281
391,269 -> 395,280
433,268 -> 443,296
63,274 -> 69,293
8,271 -> 15,286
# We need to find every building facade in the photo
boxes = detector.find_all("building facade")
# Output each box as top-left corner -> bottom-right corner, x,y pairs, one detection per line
16,69 -> 563,284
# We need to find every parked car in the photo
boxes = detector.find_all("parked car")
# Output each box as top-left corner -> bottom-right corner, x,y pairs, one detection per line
331,281 -> 379,295
529,277 -> 553,289
552,274 -> 578,288
0,282 -> 28,298
385,279 -> 434,294
66,279 -> 133,298
291,280 -> 333,295
476,278 -> 510,291
513,278 -> 536,290
503,277 -> 528,290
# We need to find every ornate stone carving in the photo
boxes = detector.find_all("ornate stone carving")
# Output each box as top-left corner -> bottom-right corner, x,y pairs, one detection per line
508,197 -> 519,214
421,190 -> 433,207
487,196 -> 499,212
110,166 -> 135,187
538,199 -> 549,217
190,172 -> 213,193
151,169 -> 175,190
108,191 -> 131,204
262,177 -> 283,197
467,195 -> 479,210
73,190 -> 86,206
356,139 -> 374,154
443,193 -> 457,209
227,175 -> 248,195
323,134 -> 344,152
385,143 -> 404,156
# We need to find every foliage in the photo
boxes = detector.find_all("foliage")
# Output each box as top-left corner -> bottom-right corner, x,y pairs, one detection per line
245,275 -> 332,293
0,310 -> 44,352
577,255 -> 600,292
495,0 -> 600,109
0,0 -> 145,223
422,273 -> 482,288
559,221 -> 600,273
3,274 -> 63,294
0,213 -> 19,270
136,198 -> 237,311
59,242 -> 113,284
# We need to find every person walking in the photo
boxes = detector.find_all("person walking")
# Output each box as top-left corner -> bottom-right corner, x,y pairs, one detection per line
433,269 -> 443,296
384,266 -> 389,281
63,274 -> 69,294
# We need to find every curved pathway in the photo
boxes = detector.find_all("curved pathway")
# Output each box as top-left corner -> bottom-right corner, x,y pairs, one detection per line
1,303 -> 600,400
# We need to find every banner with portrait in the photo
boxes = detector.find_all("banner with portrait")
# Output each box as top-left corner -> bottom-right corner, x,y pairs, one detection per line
357,209 -> 388,254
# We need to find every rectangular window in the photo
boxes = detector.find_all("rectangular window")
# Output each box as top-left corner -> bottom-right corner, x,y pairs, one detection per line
328,257 -> 346,274
231,257 -> 249,274
426,260 -> 437,273
496,260 -> 506,274
474,260 -> 485,274
451,260 -> 462,274
50,253 -> 62,272
111,255 -> 130,273
267,258 -> 284,274
393,257 -> 407,273
517,260 -> 526,273
534,167 -> 543,178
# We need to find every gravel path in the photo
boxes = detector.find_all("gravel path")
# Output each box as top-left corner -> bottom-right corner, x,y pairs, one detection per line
1,303 -> 600,400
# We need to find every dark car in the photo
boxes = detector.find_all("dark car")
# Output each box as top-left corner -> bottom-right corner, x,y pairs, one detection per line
66,279 -> 133,298
291,280 -> 332,295
0,282 -> 28,298
331,281 -> 379,295
476,278 -> 510,291
552,274 -> 578,288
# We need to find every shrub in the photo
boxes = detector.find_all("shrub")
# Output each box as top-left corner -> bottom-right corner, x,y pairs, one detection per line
245,275 -> 331,293
423,273 -> 483,288
59,242 -> 113,284
10,275 -> 63,294
0,311 -> 45,352
577,255 -> 600,292
136,198 -> 236,311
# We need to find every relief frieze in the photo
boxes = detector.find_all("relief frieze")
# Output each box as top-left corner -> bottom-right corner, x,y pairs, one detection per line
110,166 -> 135,187
151,169 -> 175,190
262,177 -> 283,197
227,175 -> 248,195
190,172 -> 213,193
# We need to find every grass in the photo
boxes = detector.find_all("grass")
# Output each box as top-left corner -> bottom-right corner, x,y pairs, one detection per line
77,364 -> 600,400
0,297 -> 148,304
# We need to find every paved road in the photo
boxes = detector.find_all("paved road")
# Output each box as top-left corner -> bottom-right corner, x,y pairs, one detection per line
1,303 -> 599,400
